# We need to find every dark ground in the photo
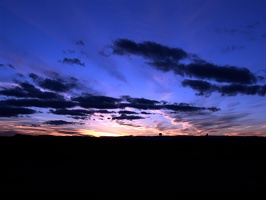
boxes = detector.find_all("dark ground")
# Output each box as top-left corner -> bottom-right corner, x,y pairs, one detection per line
1,134 -> 266,199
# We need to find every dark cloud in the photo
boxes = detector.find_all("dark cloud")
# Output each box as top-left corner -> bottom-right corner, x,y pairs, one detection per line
122,95 -> 160,105
179,63 -> 257,84
2,98 -> 76,109
29,73 -> 78,92
0,68 -> 220,120
141,111 -> 152,115
112,114 -> 144,121
70,94 -> 220,120
121,96 -> 219,112
111,39 -> 258,85
112,38 -> 188,63
60,58 -> 85,66
163,103 -> 218,112
76,40 -> 85,46
182,79 -> 219,96
39,78 -> 74,92
50,108 -> 93,117
0,87 -> 212,122
207,107 -> 221,112
118,110 -> 138,115
182,79 -> 266,96
220,84 -> 266,96
120,96 -> 161,110
49,108 -> 116,119
150,61 -> 257,84
0,82 -> 63,99
43,120 -> 77,126
0,103 -> 36,117
72,94 -> 121,109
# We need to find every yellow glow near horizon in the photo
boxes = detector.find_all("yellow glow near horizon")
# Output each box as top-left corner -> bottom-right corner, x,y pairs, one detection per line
79,129 -> 123,137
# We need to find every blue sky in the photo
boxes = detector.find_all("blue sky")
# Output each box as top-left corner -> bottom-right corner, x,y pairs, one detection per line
1,0 -> 266,136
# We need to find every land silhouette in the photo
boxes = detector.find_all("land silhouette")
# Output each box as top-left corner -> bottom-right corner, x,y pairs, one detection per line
0,134 -> 266,199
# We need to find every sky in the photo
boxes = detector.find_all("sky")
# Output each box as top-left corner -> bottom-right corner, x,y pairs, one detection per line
1,0 -> 266,137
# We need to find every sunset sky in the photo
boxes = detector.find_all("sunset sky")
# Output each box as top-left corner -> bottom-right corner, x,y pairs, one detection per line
1,0 -> 266,137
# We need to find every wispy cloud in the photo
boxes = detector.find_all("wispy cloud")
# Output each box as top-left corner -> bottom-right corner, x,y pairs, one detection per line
221,45 -> 245,54
0,63 -> 15,69
214,21 -> 264,41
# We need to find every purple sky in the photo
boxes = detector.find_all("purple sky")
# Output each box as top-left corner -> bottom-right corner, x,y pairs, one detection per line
1,0 -> 266,137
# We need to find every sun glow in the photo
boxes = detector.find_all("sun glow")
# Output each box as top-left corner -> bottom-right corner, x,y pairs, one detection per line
80,129 -> 123,137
